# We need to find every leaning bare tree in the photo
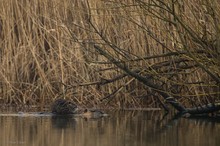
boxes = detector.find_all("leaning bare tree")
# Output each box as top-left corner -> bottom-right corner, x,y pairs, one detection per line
67,0 -> 220,114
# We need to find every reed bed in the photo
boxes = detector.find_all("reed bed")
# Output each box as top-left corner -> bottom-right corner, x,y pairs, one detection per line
0,0 -> 219,109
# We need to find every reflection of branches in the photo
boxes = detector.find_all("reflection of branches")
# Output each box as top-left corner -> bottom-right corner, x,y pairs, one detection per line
155,111 -> 220,137
155,112 -> 182,133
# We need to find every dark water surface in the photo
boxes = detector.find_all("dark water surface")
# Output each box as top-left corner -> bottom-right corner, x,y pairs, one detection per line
0,110 -> 220,146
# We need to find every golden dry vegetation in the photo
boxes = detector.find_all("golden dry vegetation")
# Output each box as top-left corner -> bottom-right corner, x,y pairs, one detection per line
0,0 -> 219,109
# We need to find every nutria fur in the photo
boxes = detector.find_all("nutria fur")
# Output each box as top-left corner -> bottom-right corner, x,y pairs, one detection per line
51,99 -> 77,115
51,99 -> 107,118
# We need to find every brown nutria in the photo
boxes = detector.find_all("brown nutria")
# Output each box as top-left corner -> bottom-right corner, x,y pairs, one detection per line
51,99 -> 77,115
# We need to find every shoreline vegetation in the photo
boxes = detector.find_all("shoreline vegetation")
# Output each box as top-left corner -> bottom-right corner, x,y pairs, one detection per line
0,1 -> 219,114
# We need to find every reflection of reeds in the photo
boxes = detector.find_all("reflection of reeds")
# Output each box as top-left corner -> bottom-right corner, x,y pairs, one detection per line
0,111 -> 219,146
0,1 -> 219,108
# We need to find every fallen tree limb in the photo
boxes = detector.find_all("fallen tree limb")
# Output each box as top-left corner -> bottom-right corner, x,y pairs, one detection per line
186,103 -> 220,115
94,45 -> 220,115
94,45 -> 187,112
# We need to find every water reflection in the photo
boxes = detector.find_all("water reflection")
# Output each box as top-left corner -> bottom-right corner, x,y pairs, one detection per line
0,110 -> 220,146
52,115 -> 76,129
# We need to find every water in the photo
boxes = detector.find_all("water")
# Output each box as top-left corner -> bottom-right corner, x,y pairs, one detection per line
0,110 -> 220,146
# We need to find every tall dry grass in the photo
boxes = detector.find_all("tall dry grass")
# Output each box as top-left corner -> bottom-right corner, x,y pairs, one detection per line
0,0 -> 219,109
